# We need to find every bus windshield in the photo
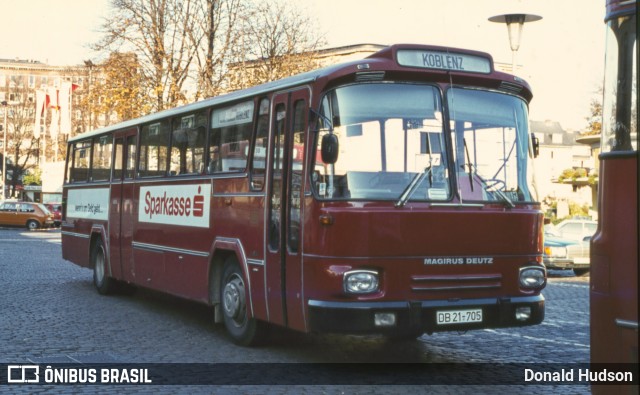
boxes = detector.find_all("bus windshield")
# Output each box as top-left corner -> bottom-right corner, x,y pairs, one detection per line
448,87 -> 534,204
315,83 -> 451,201
313,83 -> 534,203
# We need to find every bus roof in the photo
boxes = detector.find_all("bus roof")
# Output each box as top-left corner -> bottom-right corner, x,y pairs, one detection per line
606,0 -> 636,21
69,43 -> 528,143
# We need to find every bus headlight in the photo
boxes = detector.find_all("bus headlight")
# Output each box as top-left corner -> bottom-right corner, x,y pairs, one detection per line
519,266 -> 546,289
344,270 -> 379,294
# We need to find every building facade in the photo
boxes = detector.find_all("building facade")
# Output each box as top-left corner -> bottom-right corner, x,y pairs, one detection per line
0,58 -> 94,201
531,120 -> 596,219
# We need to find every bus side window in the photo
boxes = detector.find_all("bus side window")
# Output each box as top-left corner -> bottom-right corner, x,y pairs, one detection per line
113,138 -> 124,180
138,120 -> 170,177
250,98 -> 270,190
209,101 -> 254,173
71,140 -> 91,183
125,135 -> 137,179
91,135 -> 112,182
170,111 -> 207,176
287,99 -> 306,252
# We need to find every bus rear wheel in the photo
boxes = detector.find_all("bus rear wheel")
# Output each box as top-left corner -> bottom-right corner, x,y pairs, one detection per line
92,239 -> 115,295
220,257 -> 266,346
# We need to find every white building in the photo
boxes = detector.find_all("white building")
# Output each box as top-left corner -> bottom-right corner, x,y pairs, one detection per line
531,120 -> 595,218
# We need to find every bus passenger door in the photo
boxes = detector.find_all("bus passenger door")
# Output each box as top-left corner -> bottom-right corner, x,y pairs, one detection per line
109,129 -> 137,283
265,89 -> 309,330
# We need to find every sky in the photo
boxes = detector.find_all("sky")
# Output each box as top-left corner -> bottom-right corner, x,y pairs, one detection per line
0,0 -> 606,131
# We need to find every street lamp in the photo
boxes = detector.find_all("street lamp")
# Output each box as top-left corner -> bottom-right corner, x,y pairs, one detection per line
489,13 -> 542,74
1,100 -> 7,199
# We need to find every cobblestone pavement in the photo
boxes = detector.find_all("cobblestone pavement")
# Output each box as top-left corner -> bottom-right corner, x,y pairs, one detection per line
0,228 -> 595,394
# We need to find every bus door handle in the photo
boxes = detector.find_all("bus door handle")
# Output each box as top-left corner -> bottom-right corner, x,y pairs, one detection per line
615,318 -> 639,330
224,198 -> 233,206
251,179 -> 264,190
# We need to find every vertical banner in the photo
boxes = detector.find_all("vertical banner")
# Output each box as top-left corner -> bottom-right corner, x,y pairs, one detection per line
59,82 -> 72,135
47,87 -> 60,139
34,90 -> 46,139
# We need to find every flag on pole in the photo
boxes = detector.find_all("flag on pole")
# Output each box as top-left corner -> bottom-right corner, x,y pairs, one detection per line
50,108 -> 59,139
59,82 -> 72,135
34,90 -> 46,139
47,87 -> 59,110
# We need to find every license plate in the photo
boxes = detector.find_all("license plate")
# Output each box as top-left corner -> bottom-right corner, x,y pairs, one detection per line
436,309 -> 483,325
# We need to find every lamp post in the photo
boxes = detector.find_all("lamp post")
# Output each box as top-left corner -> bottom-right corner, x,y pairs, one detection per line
2,100 -> 7,199
489,13 -> 542,74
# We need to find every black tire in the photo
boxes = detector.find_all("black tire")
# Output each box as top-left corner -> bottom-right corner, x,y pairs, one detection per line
573,268 -> 590,277
26,220 -> 40,230
92,239 -> 115,295
220,257 -> 267,346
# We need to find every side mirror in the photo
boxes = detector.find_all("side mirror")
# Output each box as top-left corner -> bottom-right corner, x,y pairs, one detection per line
531,133 -> 540,158
321,133 -> 339,164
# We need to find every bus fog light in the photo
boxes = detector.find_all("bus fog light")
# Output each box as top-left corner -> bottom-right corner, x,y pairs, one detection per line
374,312 -> 396,327
343,270 -> 379,294
519,267 -> 546,289
515,307 -> 531,321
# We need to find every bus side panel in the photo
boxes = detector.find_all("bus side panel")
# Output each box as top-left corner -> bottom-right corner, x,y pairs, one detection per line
591,154 -> 638,363
61,231 -> 92,269
133,180 -> 211,301
211,177 -> 268,321
62,186 -> 111,269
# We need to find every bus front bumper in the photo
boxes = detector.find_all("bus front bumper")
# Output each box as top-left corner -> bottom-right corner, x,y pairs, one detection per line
308,295 -> 544,335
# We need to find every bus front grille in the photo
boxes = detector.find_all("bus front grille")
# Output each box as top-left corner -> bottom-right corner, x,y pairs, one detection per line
410,274 -> 502,292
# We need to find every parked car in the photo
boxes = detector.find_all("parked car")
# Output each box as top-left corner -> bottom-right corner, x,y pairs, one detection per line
554,218 -> 597,242
543,225 -> 590,276
0,201 -> 55,230
44,202 -> 62,227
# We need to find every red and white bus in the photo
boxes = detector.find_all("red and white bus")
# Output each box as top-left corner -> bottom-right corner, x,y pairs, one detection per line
61,44 -> 546,345
590,0 -> 638,371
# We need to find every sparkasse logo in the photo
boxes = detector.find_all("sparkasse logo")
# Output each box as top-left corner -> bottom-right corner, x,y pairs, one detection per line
139,184 -> 210,228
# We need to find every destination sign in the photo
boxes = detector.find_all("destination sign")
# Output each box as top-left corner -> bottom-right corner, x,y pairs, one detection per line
397,49 -> 491,74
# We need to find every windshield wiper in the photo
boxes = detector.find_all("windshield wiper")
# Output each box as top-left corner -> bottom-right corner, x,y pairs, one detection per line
461,138 -> 514,208
476,173 -> 515,209
395,165 -> 432,208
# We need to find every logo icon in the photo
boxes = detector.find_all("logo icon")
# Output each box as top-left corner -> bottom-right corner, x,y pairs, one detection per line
7,365 -> 40,383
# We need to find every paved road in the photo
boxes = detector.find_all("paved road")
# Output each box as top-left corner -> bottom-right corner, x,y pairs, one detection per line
0,228 -> 592,394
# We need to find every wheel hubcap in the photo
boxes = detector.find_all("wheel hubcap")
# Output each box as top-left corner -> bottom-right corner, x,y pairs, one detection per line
223,274 -> 246,325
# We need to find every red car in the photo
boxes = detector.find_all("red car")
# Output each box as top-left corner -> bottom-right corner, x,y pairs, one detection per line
44,202 -> 62,227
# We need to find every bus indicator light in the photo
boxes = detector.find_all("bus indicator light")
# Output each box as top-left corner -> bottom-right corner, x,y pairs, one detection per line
515,306 -> 532,321
374,312 -> 396,327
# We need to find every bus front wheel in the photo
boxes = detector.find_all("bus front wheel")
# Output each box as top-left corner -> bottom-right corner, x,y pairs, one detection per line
220,257 -> 266,346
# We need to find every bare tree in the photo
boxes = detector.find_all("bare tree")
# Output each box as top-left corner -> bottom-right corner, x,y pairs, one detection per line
228,0 -> 326,90
95,0 -> 199,112
92,0 -> 325,111
2,80 -> 38,197
190,0 -> 243,100
93,52 -> 150,123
